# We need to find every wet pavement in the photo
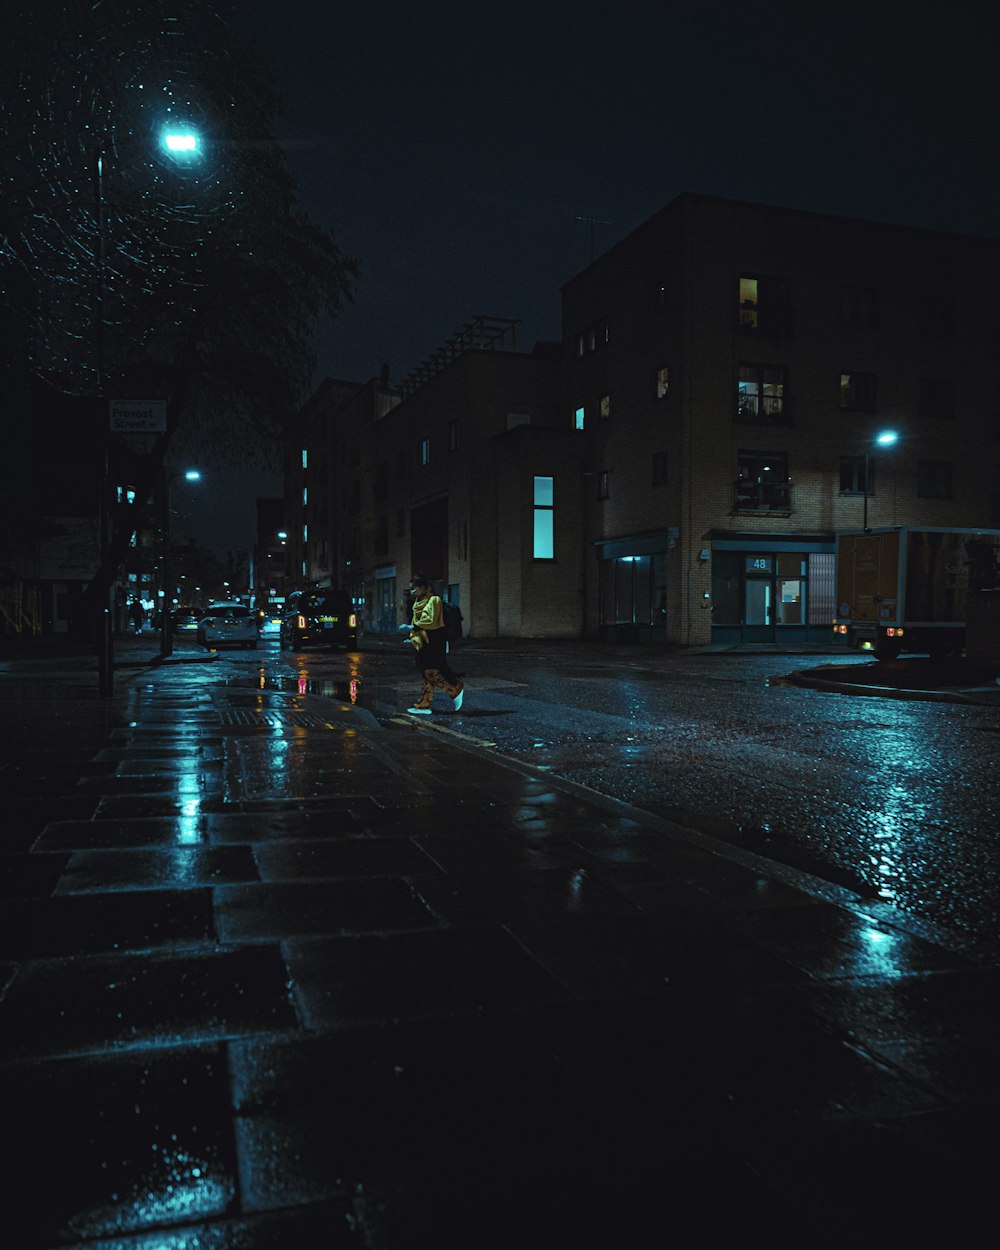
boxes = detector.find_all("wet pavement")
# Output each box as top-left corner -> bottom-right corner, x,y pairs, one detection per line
1,638 -> 998,1247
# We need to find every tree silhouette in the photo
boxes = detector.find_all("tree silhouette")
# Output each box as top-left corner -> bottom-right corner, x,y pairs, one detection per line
1,0 -> 357,635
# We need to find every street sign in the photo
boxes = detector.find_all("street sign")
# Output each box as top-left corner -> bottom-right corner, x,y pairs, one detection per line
109,400 -> 167,433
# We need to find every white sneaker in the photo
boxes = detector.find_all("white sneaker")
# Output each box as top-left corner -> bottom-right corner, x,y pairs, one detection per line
406,706 -> 432,715
452,688 -> 464,711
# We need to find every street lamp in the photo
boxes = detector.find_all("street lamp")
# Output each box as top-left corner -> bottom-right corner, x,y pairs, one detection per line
94,124 -> 202,694
863,430 -> 899,533
159,468 -> 202,658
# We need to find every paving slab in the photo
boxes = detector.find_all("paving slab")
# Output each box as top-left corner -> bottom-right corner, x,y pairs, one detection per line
0,649 -> 997,1246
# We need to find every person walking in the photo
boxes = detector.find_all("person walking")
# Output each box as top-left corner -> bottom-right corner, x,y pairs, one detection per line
128,599 -> 145,636
400,572 -> 464,714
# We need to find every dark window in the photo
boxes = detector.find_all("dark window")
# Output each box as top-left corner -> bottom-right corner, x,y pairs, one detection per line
574,318 -> 609,358
842,285 -> 878,327
734,450 -> 791,512
840,372 -> 877,412
599,394 -> 611,420
919,377 -> 955,420
448,419 -> 460,450
918,459 -> 952,499
918,289 -> 956,338
597,470 -> 609,500
654,280 -> 669,312
374,461 -> 388,501
652,451 -> 668,486
839,455 -> 869,494
396,508 -> 406,537
738,364 -> 788,424
375,515 -> 388,554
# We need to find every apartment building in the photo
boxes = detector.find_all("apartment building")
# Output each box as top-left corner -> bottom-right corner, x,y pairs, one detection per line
287,195 -> 1000,645
284,319 -> 579,636
565,193 -> 1000,644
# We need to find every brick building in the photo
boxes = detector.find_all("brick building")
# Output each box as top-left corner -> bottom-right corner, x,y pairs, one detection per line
286,195 -> 1000,644
564,193 -> 1000,644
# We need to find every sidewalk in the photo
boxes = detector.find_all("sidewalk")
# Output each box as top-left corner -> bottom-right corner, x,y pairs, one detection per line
1,644 -> 997,1246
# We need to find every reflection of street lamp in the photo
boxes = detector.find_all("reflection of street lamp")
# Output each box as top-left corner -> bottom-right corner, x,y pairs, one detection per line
863,430 -> 899,533
159,469 -> 202,658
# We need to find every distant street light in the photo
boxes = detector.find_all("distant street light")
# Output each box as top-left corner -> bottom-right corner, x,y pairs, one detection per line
159,468 -> 203,659
863,430 -> 899,532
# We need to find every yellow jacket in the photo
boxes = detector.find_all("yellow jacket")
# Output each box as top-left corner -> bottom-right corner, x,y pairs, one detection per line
407,593 -> 443,651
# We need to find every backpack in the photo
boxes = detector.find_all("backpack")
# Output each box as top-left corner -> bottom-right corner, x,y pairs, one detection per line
441,599 -> 463,643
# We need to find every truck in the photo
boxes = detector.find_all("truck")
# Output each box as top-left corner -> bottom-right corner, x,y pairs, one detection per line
833,526 -> 1000,660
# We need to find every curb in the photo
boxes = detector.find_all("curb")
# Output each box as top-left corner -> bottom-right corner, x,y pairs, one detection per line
787,669 -> 1000,706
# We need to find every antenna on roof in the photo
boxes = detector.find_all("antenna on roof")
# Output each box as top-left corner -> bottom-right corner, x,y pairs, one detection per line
576,215 -> 611,264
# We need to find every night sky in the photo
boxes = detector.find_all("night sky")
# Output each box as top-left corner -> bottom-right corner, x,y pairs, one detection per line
186,0 -> 1000,560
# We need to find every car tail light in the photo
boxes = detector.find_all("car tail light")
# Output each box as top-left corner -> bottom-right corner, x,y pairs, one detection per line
296,615 -> 306,629
348,613 -> 357,628
885,627 -> 905,638
834,624 -> 848,635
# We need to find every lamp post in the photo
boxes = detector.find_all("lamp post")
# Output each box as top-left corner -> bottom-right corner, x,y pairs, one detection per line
863,430 -> 899,533
95,146 -> 113,697
93,125 -> 201,693
159,468 -> 202,658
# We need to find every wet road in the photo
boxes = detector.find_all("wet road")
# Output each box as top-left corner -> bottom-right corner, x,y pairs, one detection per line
203,633 -> 1000,953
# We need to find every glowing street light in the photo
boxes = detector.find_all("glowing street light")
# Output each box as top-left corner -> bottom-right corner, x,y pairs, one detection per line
161,128 -> 200,156
159,468 -> 203,659
863,430 -> 899,532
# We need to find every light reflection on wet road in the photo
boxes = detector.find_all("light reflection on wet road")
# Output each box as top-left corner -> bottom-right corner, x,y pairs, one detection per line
215,637 -> 1000,951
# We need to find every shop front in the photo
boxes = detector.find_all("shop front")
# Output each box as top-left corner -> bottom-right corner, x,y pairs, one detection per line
710,534 -> 835,645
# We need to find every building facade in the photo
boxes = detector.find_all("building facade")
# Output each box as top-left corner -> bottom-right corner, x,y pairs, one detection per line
564,193 -> 1000,644
287,195 -> 1000,645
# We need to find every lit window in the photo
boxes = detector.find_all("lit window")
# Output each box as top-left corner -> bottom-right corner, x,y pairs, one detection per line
302,524 -> 308,541
840,372 -> 877,412
655,367 -> 669,399
739,277 -> 759,327
599,394 -> 611,420
738,363 -> 787,424
302,486 -> 308,505
575,406 -> 586,430
533,476 -> 554,559
420,437 -> 430,466
301,449 -> 308,469
739,275 -> 791,335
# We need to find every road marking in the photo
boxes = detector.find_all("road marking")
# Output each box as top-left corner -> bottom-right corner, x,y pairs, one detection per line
393,715 -> 497,748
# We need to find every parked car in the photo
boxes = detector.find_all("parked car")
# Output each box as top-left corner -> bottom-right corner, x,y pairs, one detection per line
197,601 -> 258,650
171,605 -> 202,633
279,589 -> 360,651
